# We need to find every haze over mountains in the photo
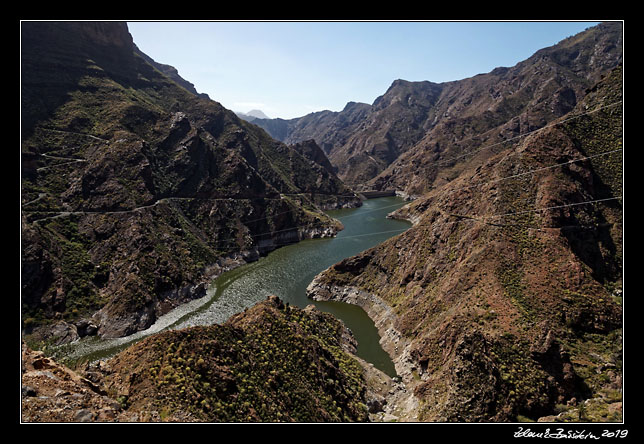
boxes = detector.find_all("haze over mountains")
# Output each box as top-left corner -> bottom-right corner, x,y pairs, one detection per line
21,21 -> 623,423
235,109 -> 271,121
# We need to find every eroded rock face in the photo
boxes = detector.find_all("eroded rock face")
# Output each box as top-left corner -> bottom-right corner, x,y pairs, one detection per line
21,343 -> 133,422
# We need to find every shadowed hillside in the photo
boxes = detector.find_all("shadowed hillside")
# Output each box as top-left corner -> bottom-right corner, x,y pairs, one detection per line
21,21 -> 359,341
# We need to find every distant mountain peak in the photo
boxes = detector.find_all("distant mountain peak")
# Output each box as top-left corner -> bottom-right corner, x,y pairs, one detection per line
247,109 -> 270,119
235,109 -> 271,122
236,109 -> 269,119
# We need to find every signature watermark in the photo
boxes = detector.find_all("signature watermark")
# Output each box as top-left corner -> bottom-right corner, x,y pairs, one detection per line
514,427 -> 629,440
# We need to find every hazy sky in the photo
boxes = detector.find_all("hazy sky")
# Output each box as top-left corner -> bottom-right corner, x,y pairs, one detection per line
127,21 -> 601,120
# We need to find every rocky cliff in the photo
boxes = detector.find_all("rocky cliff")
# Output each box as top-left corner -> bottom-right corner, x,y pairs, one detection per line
307,64 -> 623,422
20,21 -> 358,342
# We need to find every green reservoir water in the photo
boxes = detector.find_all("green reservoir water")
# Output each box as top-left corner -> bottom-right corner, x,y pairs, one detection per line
62,197 -> 411,377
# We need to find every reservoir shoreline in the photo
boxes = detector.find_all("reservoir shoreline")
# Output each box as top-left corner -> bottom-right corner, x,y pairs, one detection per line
54,197 -> 411,377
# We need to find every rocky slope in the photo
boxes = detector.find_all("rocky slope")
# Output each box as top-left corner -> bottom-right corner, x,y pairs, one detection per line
290,139 -> 336,173
370,22 -> 623,198
20,21 -> 359,342
22,296 -> 375,422
307,65 -> 623,422
254,22 -> 622,191
22,341 -> 128,422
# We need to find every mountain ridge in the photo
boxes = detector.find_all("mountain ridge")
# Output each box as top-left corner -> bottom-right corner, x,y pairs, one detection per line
21,21 -> 360,341
21,296 -> 374,422
252,22 -> 622,192
307,63 -> 623,421
133,44 -> 211,100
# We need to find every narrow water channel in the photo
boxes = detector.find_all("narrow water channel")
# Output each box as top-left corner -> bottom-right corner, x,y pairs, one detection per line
61,197 -> 411,377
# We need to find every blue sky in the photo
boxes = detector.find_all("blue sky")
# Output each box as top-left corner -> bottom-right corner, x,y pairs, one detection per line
127,21 -> 601,119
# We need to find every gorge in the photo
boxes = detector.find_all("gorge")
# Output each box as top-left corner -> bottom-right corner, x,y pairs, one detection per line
55,197 -> 412,379
21,21 -> 623,424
